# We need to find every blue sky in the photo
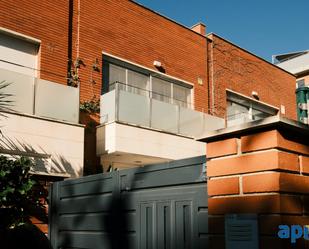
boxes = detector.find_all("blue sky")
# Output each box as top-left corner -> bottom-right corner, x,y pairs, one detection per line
135,0 -> 309,62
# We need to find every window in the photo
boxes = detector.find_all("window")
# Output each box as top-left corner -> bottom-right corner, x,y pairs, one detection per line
127,70 -> 149,96
226,91 -> 278,127
0,31 -> 39,76
173,84 -> 191,108
152,77 -> 171,103
296,79 -> 305,88
109,64 -> 126,91
104,58 -> 192,108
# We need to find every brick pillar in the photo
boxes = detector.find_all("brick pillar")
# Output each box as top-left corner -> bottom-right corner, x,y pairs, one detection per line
199,117 -> 309,249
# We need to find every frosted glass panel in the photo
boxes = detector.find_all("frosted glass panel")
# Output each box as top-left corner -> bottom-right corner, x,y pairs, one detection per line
179,107 -> 204,137
100,90 -> 115,123
0,68 -> 34,114
118,90 -> 150,127
35,79 -> 79,123
151,99 -> 178,133
203,113 -> 225,132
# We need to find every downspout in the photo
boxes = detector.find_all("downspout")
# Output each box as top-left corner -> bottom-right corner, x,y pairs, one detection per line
207,36 -> 215,115
76,0 -> 81,121
76,0 -> 81,60
211,40 -> 215,115
207,38 -> 211,114
67,0 -> 73,85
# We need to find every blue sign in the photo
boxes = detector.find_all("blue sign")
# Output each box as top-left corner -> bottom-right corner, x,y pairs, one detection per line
278,225 -> 309,243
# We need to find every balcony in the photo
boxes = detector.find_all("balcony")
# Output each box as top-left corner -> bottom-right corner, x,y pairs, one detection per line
0,68 -> 84,177
100,82 -> 224,137
97,82 -> 224,170
0,68 -> 79,122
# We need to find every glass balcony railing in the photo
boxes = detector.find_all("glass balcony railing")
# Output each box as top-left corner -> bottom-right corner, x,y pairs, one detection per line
100,82 -> 225,138
0,68 -> 79,123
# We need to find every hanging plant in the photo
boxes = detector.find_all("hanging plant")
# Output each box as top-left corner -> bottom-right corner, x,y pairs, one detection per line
80,97 -> 100,114
67,58 -> 85,87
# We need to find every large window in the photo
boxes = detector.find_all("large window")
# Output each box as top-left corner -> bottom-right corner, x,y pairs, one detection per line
226,91 -> 278,127
105,59 -> 192,108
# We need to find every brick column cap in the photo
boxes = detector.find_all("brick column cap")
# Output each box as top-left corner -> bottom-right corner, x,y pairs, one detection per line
197,116 -> 309,143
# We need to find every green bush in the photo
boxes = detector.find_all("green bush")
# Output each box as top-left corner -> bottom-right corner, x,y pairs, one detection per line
0,155 -> 45,229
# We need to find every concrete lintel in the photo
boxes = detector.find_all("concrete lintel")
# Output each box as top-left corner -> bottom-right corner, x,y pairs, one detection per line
197,116 -> 309,143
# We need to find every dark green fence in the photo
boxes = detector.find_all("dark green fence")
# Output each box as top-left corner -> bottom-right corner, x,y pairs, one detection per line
49,156 -> 208,249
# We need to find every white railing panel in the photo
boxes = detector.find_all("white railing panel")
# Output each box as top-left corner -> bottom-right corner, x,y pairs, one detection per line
118,90 -> 150,127
179,107 -> 204,137
0,68 -> 34,114
100,90 -> 116,124
35,79 -> 79,123
151,99 -> 178,133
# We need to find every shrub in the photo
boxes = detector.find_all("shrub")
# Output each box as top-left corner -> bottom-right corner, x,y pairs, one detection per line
0,155 -> 46,229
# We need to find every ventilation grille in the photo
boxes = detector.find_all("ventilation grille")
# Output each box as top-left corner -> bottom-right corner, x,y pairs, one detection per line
225,214 -> 258,249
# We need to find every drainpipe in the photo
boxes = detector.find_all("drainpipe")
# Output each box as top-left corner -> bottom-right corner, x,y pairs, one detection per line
67,0 -> 73,85
207,35 -> 215,115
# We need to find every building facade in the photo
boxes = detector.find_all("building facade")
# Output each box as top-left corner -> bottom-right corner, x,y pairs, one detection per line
273,50 -> 309,88
0,0 -> 296,174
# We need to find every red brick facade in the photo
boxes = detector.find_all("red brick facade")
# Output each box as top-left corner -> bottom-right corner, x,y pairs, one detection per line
77,0 -> 209,113
207,34 -> 297,120
0,0 -> 296,119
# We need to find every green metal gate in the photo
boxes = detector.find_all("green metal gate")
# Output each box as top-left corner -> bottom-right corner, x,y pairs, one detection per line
49,156 -> 208,249
296,86 -> 309,125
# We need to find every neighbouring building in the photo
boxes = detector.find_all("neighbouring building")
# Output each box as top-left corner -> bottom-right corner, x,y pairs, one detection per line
273,50 -> 309,88
0,1 -> 296,177
273,50 -> 309,125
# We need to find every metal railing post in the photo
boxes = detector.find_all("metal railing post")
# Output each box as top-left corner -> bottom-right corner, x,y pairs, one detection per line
33,77 -> 37,115
177,104 -> 180,134
149,90 -> 152,128
115,82 -> 119,122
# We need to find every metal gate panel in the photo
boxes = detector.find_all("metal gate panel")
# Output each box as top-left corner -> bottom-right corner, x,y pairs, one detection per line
49,156 -> 208,249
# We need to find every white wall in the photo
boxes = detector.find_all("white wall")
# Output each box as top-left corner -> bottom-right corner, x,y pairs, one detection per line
277,52 -> 309,75
0,112 -> 84,177
97,122 -> 205,168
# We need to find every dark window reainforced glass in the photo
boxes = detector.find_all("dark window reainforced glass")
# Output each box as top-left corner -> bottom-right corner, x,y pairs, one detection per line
152,77 -> 172,103
106,60 -> 192,107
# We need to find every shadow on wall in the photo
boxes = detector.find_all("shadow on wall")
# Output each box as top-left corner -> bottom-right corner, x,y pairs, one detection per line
80,112 -> 102,175
0,134 -> 83,177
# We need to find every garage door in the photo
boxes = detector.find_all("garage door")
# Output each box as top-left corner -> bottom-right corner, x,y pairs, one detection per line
49,156 -> 208,249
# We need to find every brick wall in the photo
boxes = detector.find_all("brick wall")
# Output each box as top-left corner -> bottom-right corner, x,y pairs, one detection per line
76,0 -> 210,170
77,0 -> 209,113
203,117 -> 309,249
208,34 -> 297,120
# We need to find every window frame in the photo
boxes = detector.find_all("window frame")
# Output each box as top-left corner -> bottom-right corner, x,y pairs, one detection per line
102,54 -> 194,108
226,89 -> 279,123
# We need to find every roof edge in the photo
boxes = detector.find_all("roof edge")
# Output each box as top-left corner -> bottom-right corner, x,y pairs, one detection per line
196,116 -> 309,142
130,0 -> 207,39
206,32 -> 296,77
